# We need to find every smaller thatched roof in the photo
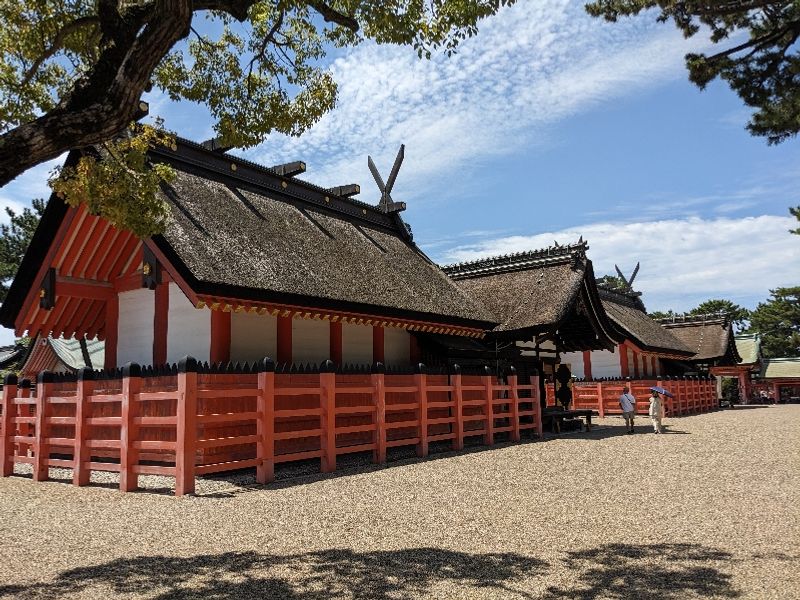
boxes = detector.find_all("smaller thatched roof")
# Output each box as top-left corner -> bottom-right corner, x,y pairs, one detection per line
597,287 -> 694,357
734,333 -> 761,365
659,314 -> 741,364
760,357 -> 800,379
441,242 -> 621,351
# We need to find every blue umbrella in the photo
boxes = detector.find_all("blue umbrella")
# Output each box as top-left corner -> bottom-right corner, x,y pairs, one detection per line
650,386 -> 674,398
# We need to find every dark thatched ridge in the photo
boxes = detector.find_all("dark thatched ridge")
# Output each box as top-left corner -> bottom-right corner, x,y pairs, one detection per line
597,286 -> 694,357
441,243 -> 622,350
150,139 -> 494,328
659,314 -> 742,364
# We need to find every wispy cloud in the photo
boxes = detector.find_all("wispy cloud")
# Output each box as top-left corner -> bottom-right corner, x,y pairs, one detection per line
437,214 -> 799,312
238,0 -> 705,201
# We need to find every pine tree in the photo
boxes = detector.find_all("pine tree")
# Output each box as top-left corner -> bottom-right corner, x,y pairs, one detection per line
0,199 -> 44,302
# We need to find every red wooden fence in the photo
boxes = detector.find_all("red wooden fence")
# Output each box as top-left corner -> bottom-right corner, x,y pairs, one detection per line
0,359 -> 542,496
545,377 -> 719,416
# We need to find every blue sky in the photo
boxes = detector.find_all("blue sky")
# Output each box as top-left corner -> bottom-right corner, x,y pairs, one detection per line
1,0 -> 798,345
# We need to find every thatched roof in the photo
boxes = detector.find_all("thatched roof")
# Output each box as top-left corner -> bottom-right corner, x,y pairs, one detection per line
597,287 -> 694,357
659,314 -> 741,364
441,242 -> 622,350
734,333 -> 761,365
147,139 -> 494,329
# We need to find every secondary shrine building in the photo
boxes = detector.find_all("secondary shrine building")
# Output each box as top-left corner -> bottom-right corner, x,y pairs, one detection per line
0,138 -> 495,369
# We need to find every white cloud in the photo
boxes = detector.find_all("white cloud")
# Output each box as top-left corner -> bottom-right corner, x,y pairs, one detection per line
239,0 -> 705,201
438,214 -> 799,312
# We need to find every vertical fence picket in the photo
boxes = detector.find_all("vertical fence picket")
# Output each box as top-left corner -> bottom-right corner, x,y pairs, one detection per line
256,357 -> 275,484
371,363 -> 386,464
33,372 -> 53,482
176,357 -> 198,496
321,361 -> 337,473
73,368 -> 93,486
415,364 -> 429,458
1,374 -> 17,477
452,365 -> 464,451
482,369 -> 494,446
508,368 -> 521,443
596,382 -> 605,417
532,373 -> 543,437
120,363 -> 141,492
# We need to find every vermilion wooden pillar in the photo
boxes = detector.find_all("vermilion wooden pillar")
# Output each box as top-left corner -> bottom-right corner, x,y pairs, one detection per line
277,315 -> 292,364
153,282 -> 169,365
619,342 -> 630,378
582,350 -> 593,379
210,310 -> 231,364
650,355 -> 657,376
330,321 -> 342,365
104,294 -> 119,369
373,326 -> 385,363
633,350 -> 640,379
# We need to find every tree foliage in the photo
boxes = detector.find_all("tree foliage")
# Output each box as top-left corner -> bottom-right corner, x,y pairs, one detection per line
0,0 -> 514,236
0,198 -> 45,302
649,309 -> 678,321
585,1 -> 800,144
596,274 -> 627,289
791,205 -> 800,234
747,286 -> 800,357
688,298 -> 751,330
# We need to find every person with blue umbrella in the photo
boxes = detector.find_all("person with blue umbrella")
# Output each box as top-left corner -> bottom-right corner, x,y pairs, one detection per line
649,389 -> 666,433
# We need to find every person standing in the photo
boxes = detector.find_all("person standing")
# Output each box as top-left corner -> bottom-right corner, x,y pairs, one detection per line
649,390 -> 664,433
619,386 -> 636,434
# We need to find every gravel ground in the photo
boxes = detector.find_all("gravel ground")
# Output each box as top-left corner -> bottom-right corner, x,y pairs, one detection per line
0,405 -> 797,599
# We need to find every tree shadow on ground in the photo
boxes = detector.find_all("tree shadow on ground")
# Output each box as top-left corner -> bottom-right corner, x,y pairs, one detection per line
544,543 -> 740,599
0,543 -> 742,599
0,548 -> 546,600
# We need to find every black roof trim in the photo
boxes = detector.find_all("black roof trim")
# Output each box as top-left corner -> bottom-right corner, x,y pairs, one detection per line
150,137 -> 407,236
441,241 -> 588,280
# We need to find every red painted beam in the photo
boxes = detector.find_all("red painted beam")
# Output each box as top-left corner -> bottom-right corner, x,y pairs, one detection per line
330,321 -> 342,366
57,280 -> 114,301
277,315 -> 292,364
373,326 -> 385,363
582,350 -> 593,379
153,282 -> 169,365
210,310 -> 231,364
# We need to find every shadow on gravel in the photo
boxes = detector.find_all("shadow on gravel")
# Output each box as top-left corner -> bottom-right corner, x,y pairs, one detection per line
0,548 -> 546,599
544,543 -> 740,599
0,543 -> 741,599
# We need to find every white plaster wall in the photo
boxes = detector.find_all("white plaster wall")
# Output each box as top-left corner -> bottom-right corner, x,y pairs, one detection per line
591,347 -> 621,378
384,327 -> 410,366
560,351 -> 585,378
292,318 -> 330,364
342,322 -> 372,365
117,288 -> 154,366
231,311 -> 277,363
166,283 -> 210,364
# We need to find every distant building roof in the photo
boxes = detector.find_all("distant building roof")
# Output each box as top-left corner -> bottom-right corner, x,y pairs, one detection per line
0,343 -> 27,369
596,287 -> 694,357
760,357 -> 800,379
441,242 -> 622,351
735,333 -> 762,365
20,336 -> 104,378
659,313 -> 742,365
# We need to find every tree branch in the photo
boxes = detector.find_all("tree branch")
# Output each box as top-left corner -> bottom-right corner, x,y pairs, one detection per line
306,1 -> 359,31
20,16 -> 100,88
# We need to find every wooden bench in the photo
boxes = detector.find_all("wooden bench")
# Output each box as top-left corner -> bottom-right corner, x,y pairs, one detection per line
542,408 -> 594,433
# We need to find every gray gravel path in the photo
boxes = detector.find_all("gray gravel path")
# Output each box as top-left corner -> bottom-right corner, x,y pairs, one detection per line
0,405 -> 797,599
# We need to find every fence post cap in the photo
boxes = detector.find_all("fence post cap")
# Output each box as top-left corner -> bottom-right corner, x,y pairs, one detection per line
371,362 -> 385,374
37,370 -> 54,384
259,357 -> 275,373
3,373 -> 17,386
483,365 -> 492,375
77,367 -> 94,381
530,367 -> 539,376
19,378 -> 31,389
122,362 -> 142,378
451,363 -> 461,374
177,357 -> 197,374
414,363 -> 426,374
320,359 -> 336,373
506,365 -> 517,376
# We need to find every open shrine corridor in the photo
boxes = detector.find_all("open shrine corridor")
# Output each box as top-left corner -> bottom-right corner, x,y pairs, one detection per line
0,406 -> 798,599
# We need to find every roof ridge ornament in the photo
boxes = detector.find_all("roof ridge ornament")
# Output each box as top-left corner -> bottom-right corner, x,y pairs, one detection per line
440,239 -> 590,278
368,145 -> 407,214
